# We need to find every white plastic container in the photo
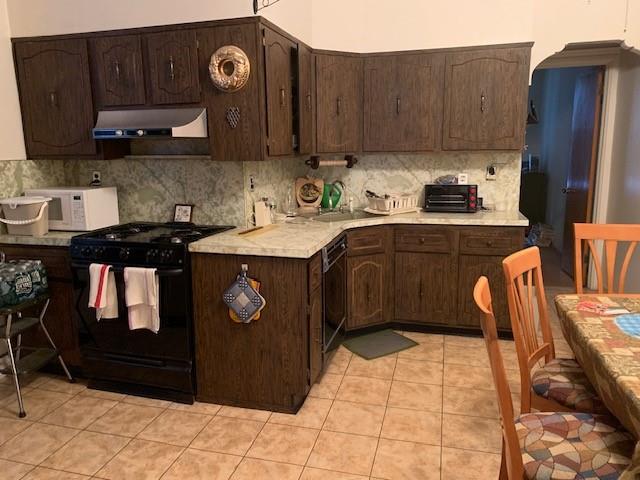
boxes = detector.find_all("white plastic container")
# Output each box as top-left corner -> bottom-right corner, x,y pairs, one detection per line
0,196 -> 52,236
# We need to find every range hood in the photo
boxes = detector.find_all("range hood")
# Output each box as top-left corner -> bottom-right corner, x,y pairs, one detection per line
93,108 -> 207,139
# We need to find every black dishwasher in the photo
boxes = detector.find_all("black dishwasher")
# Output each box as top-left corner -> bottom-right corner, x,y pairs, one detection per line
322,234 -> 347,355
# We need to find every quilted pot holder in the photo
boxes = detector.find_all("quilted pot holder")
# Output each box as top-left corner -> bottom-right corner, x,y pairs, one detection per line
222,264 -> 266,323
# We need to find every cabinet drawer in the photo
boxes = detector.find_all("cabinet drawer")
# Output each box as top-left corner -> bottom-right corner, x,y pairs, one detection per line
347,227 -> 391,256
459,228 -> 523,256
395,227 -> 456,253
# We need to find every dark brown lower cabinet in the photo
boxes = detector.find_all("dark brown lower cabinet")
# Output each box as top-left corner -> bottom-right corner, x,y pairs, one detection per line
0,244 -> 81,368
346,254 -> 391,330
308,285 -> 323,385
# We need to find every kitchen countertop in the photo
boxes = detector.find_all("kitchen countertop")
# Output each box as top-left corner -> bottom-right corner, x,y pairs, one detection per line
189,210 -> 529,259
0,231 -> 79,247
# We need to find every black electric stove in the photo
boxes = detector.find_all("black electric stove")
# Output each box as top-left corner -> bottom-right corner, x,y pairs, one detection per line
70,222 -> 233,403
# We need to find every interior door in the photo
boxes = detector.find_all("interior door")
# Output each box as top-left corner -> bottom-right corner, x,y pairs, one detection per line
561,68 -> 605,278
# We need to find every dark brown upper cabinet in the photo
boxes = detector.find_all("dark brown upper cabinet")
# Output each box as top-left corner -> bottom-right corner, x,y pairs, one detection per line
145,30 -> 200,105
90,35 -> 146,107
442,46 -> 530,150
364,53 -> 444,152
14,39 -> 97,158
296,43 -> 313,155
263,28 -> 294,156
315,53 -> 363,153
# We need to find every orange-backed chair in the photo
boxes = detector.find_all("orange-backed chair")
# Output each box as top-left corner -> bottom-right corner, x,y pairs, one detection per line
503,246 -> 607,414
473,276 -> 634,480
574,223 -> 640,294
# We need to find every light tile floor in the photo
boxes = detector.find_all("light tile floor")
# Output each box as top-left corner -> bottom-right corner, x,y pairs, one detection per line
0,299 -> 574,480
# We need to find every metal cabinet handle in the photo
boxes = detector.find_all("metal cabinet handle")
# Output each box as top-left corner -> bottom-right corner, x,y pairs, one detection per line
480,93 -> 487,113
419,278 -> 424,298
306,93 -> 312,110
168,56 -> 175,81
114,61 -> 121,80
486,240 -> 494,247
49,91 -> 58,107
562,187 -> 577,194
336,97 -> 342,116
396,97 -> 401,115
280,87 -> 286,107
419,237 -> 425,244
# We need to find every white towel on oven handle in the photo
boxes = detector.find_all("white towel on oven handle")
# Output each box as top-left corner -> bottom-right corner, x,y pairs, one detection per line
124,267 -> 160,334
88,263 -> 118,320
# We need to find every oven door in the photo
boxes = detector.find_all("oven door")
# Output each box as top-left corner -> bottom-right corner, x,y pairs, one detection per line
72,263 -> 194,394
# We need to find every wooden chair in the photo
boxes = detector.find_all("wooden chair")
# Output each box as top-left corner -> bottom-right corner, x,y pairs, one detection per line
502,246 -> 606,414
473,276 -> 634,480
574,223 -> 640,294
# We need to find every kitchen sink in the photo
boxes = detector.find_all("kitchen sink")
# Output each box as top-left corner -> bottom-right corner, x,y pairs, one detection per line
312,210 -> 374,223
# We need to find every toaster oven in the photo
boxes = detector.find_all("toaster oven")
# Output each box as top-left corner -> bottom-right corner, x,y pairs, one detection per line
423,184 -> 478,213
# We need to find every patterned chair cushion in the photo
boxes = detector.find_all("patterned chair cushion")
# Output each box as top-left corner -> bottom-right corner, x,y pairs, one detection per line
516,412 -> 635,479
532,358 -> 608,414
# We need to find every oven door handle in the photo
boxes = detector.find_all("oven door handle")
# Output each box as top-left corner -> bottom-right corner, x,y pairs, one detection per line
71,264 -> 184,277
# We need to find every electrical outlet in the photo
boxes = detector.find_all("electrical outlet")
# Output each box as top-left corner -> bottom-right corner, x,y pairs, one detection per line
457,173 -> 468,185
249,175 -> 256,192
486,165 -> 497,181
91,171 -> 102,186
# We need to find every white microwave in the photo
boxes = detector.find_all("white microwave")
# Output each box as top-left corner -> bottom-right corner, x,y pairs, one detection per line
24,186 -> 119,231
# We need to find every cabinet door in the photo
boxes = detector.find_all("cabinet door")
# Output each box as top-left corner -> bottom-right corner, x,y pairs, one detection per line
457,255 -> 511,330
309,286 -> 323,385
364,53 -> 444,151
442,47 -> 530,150
264,28 -> 294,156
347,253 -> 391,329
297,43 -> 313,155
315,54 -> 362,153
395,251 -> 457,325
14,39 -> 96,157
146,30 -> 200,105
91,35 -> 146,107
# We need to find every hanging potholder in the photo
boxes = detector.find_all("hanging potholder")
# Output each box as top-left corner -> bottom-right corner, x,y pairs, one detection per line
222,265 -> 266,323
229,277 -> 263,323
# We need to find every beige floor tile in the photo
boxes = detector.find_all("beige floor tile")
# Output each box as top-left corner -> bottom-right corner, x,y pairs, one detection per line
0,384 -> 16,401
398,342 -> 444,362
0,417 -> 32,445
443,363 -> 495,390
167,401 -> 222,416
442,414 -> 502,453
40,396 -> 117,429
381,407 -> 441,445
78,389 -> 127,402
345,355 -> 396,379
230,458 -> 302,480
307,430 -> 378,476
269,397 -> 332,429
309,373 -> 343,399
0,458 -> 34,479
190,416 -> 264,456
87,402 -> 164,437
121,395 -> 171,408
161,449 -> 242,480
0,389 -> 73,421
138,409 -> 212,446
325,352 -> 352,375
402,331 -> 444,344
300,467 -> 369,479
0,422 -> 79,464
41,431 -> 129,476
444,344 -> 490,368
21,467 -> 89,479
393,358 -> 443,385
444,335 -> 484,348
443,386 -> 499,419
246,423 -> 318,465
387,381 -> 443,412
217,405 -> 271,422
441,447 -> 501,480
16,374 -> 53,389
336,376 -> 391,406
37,377 -> 87,396
371,438 -> 441,480
323,400 -> 385,437
96,439 -> 183,480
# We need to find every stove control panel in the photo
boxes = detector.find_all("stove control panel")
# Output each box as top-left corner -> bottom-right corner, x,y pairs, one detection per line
70,244 -> 184,267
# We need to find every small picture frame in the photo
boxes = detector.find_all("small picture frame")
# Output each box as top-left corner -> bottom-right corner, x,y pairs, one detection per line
173,204 -> 194,223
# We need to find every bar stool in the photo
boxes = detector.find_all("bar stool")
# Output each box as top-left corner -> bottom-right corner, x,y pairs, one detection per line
1,294 -> 74,417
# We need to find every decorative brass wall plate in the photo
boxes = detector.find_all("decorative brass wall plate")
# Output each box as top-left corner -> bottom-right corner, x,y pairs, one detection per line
209,46 -> 251,92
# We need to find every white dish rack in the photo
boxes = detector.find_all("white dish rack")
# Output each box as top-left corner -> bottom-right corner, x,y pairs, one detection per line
364,193 -> 420,216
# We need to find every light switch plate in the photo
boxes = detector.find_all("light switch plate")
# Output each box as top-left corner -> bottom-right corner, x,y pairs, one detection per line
486,165 -> 497,181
